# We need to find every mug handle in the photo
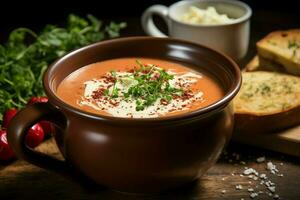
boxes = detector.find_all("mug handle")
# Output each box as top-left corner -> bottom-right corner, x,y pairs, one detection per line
141,5 -> 169,37
7,102 -> 70,175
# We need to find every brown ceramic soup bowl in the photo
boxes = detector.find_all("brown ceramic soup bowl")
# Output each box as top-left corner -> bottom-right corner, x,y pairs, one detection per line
7,37 -> 241,193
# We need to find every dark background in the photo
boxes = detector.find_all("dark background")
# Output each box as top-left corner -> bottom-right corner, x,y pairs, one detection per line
1,0 -> 299,33
1,0 -> 299,63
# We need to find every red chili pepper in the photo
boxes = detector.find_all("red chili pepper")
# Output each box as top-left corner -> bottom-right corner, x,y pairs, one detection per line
0,129 -> 15,161
27,96 -> 54,135
2,107 -> 45,149
2,108 -> 18,128
27,96 -> 49,105
39,121 -> 55,136
25,123 -> 44,148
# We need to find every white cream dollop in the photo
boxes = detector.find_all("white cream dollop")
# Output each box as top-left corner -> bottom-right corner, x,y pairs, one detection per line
79,69 -> 203,118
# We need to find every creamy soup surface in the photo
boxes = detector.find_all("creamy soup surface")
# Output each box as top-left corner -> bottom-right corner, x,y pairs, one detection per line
56,58 -> 223,118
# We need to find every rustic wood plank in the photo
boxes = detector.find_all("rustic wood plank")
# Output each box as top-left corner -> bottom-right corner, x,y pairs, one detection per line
1,139 -> 300,200
233,125 -> 300,157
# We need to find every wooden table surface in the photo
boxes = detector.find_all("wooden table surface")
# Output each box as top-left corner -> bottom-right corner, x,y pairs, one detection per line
1,8 -> 300,200
1,138 -> 300,200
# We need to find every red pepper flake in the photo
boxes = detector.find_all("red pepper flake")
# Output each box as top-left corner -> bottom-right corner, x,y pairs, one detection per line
103,97 -> 109,101
181,90 -> 194,100
142,69 -> 150,74
109,100 -> 119,107
101,75 -> 116,84
151,73 -> 160,80
128,67 -> 138,73
176,80 -> 184,87
92,88 -> 105,99
160,99 -> 169,105
128,69 -> 135,73
107,77 -> 116,84
172,94 -> 180,99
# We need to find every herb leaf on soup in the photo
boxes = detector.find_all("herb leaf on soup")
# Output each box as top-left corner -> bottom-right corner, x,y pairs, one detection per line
102,60 -> 187,111
94,60 -> 199,111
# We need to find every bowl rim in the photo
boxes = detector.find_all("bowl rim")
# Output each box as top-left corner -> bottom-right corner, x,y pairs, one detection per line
44,36 -> 241,124
169,0 -> 252,28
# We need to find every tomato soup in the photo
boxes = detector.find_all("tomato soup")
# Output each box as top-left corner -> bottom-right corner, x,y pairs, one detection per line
56,58 -> 223,118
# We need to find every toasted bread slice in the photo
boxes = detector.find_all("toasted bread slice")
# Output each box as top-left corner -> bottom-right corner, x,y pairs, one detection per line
234,71 -> 300,133
257,29 -> 300,76
245,55 -> 287,73
244,55 -> 260,71
258,55 -> 287,73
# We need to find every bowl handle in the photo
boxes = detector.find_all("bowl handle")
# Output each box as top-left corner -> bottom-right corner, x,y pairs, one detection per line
7,102 -> 72,177
141,5 -> 169,37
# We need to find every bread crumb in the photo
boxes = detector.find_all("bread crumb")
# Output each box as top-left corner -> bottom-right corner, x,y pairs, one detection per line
256,156 -> 266,163
277,174 -> 284,177
268,192 -> 273,197
267,162 -> 278,174
240,161 -> 246,165
268,186 -> 276,193
244,168 -> 258,175
250,193 -> 258,198
260,173 -> 267,179
236,185 -> 243,190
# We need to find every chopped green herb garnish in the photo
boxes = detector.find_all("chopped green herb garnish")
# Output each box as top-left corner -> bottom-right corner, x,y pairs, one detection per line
288,40 -> 300,49
260,83 -> 271,95
111,70 -> 117,78
104,60 -> 185,111
125,61 -> 185,111
267,40 -> 277,46
103,89 -> 109,96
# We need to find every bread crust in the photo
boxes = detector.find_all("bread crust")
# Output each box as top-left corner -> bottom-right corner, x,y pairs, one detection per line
245,55 -> 259,71
235,105 -> 300,134
256,29 -> 300,76
244,55 -> 286,73
234,71 -> 300,133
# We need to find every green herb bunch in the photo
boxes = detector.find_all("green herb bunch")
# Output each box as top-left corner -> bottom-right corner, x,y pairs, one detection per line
0,14 -> 126,121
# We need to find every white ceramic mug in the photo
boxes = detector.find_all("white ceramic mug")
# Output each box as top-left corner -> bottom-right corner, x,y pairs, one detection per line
142,0 -> 252,60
